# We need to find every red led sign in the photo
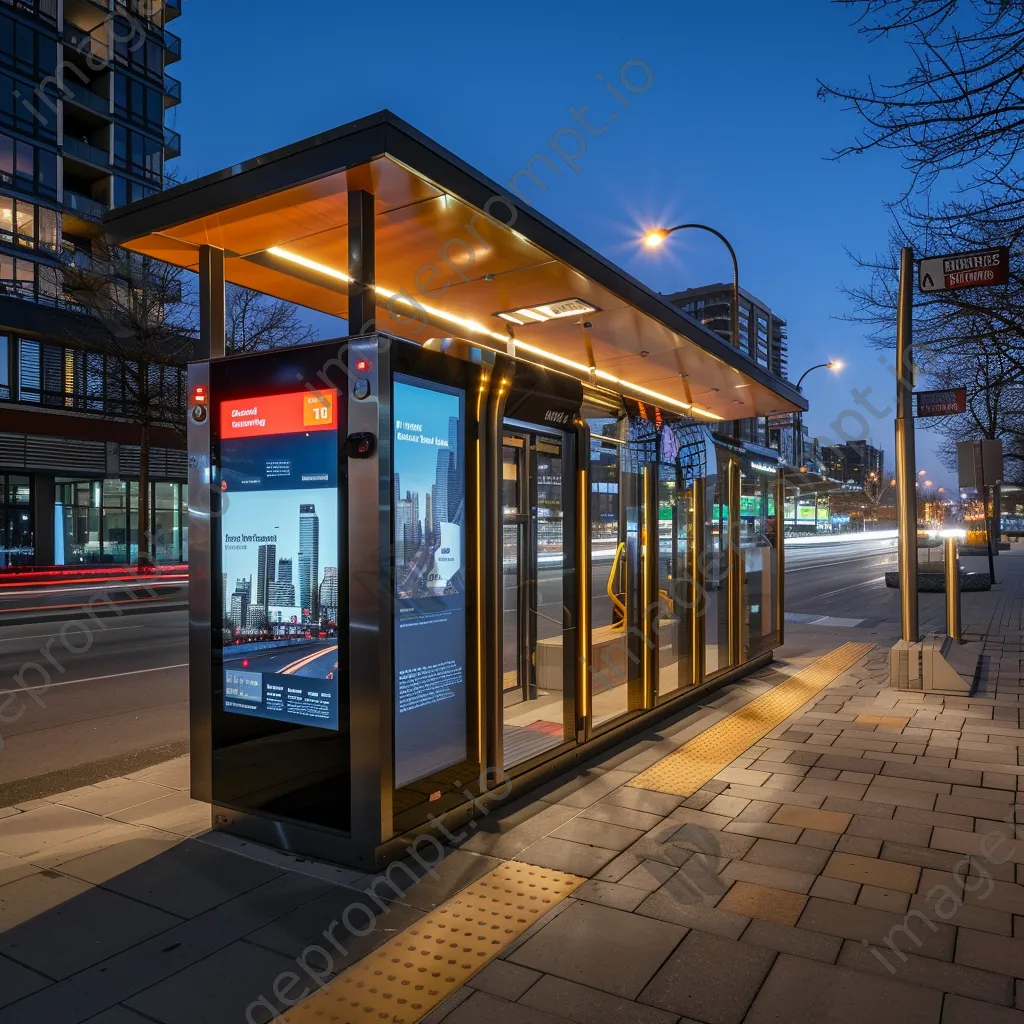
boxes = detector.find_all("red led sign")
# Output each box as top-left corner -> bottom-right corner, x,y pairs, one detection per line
220,390 -> 335,438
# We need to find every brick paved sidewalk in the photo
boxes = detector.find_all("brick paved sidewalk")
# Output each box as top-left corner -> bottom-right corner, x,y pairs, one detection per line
0,555 -> 1019,1023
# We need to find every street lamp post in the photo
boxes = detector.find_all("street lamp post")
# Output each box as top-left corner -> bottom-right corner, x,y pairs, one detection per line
644,224 -> 741,350
793,361 -> 843,469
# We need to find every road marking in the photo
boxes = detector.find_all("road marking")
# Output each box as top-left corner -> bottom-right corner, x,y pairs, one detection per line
627,642 -> 874,797
786,556 -> 893,573
0,594 -> 183,615
0,625 -> 145,643
0,580 -> 185,598
286,861 -> 583,1024
0,663 -> 188,696
282,646 -> 335,674
814,576 -> 885,599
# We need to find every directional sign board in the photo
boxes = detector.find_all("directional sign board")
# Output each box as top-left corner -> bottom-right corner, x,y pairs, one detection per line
915,387 -> 966,417
919,247 -> 1009,292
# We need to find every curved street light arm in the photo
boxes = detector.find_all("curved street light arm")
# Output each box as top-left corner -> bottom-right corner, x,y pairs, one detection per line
659,223 -> 741,350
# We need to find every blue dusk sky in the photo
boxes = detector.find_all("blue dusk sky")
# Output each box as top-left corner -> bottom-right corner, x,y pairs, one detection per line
169,0 -> 953,485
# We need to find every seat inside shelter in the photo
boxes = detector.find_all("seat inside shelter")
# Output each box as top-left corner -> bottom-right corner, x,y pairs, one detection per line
105,111 -> 806,867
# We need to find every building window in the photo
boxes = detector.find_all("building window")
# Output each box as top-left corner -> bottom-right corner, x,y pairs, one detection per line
0,194 -> 59,252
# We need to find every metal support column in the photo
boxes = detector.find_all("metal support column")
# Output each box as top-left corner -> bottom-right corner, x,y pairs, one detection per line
348,190 -> 376,334
197,245 -> 225,360
895,246 -> 919,642
944,536 -> 961,643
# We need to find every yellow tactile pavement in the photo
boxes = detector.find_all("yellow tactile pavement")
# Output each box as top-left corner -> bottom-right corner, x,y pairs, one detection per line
284,860 -> 584,1023
627,641 -> 874,797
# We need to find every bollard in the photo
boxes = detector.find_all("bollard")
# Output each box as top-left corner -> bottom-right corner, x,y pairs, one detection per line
944,535 -> 961,643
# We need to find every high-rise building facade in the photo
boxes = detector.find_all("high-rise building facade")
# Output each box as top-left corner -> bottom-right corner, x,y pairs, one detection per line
820,440 -> 884,487
665,283 -> 790,454
298,503 -> 319,622
0,0 -> 184,567
255,542 -> 276,607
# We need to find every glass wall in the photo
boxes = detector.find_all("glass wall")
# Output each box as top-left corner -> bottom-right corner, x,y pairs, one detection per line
501,428 -> 573,769
740,465 -> 779,660
56,478 -> 187,564
703,449 -> 733,676
587,412 -> 632,727
656,460 -> 693,700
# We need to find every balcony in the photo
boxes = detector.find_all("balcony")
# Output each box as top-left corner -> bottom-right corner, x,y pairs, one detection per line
63,190 -> 109,223
63,84 -> 110,119
63,136 -> 110,171
164,127 -> 181,160
163,73 -> 181,107
63,22 -> 111,65
164,0 -> 182,23
164,29 -> 182,64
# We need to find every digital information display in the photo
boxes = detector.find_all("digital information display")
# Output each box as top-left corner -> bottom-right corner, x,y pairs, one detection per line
392,374 -> 468,788
218,390 -> 340,730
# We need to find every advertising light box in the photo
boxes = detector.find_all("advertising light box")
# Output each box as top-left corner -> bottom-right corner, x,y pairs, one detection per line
392,374 -> 468,789
218,390 -> 340,730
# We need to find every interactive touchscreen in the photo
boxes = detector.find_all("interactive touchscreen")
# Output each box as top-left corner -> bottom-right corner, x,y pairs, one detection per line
218,390 -> 340,730
393,374 -> 468,788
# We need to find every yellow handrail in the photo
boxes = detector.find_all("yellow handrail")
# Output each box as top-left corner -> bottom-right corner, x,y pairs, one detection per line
607,541 -> 626,622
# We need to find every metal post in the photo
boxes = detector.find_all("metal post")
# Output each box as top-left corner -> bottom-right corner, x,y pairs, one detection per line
197,245 -> 225,360
944,535 -> 961,643
348,189 -> 376,334
895,246 -> 919,642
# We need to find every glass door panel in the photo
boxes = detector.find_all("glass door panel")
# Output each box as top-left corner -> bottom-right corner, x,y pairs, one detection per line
740,468 -> 778,660
704,451 -> 733,676
502,430 -> 571,769
657,465 -> 693,699
587,421 -> 631,727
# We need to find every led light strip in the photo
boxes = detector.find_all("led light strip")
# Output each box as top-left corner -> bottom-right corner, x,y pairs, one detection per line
266,246 -> 724,421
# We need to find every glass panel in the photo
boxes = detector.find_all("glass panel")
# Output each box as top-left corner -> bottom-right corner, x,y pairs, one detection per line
101,508 -> 128,563
502,432 -> 570,769
8,475 -> 29,504
153,509 -> 178,562
656,462 -> 693,700
704,451 -> 733,676
587,416 -> 631,727
740,467 -> 778,661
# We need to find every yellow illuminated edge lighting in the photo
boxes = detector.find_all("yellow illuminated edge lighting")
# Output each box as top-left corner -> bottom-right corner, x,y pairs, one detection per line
266,245 -> 725,421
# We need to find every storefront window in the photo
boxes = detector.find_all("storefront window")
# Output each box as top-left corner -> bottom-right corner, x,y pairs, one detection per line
55,478 -> 185,564
0,474 -> 32,566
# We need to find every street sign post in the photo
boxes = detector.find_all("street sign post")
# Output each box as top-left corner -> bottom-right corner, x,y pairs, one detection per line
915,387 -> 966,417
918,247 -> 1009,293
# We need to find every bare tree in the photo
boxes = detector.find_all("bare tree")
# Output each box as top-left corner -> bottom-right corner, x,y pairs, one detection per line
226,285 -> 318,354
823,1 -> 1024,487
62,238 -> 195,568
819,1 -> 1024,210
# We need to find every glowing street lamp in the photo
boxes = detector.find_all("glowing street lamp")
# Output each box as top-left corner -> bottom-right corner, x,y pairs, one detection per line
641,223 -> 740,348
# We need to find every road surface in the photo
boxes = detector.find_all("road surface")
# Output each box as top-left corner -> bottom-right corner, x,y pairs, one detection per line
0,533 -> 965,799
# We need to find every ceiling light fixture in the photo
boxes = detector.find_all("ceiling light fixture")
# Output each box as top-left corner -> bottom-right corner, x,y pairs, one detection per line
493,297 -> 599,325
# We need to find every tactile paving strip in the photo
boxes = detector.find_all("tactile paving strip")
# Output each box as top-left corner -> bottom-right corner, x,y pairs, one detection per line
628,641 -> 874,797
284,860 -> 583,1023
